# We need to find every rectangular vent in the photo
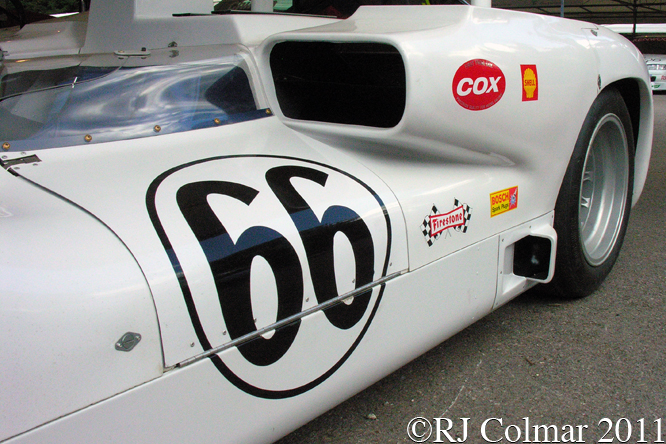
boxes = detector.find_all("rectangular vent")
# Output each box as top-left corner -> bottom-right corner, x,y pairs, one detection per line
270,42 -> 406,128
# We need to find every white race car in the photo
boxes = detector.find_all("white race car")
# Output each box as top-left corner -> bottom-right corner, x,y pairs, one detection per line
0,1 -> 653,443
646,55 -> 666,91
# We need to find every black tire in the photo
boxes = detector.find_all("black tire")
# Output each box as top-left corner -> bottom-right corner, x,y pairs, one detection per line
548,88 -> 634,299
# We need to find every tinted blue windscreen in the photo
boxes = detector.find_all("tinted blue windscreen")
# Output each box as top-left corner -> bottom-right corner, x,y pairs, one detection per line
0,62 -> 259,150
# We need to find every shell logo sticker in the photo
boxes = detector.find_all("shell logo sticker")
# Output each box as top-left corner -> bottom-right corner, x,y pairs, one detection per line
490,186 -> 518,217
452,59 -> 505,111
521,65 -> 538,101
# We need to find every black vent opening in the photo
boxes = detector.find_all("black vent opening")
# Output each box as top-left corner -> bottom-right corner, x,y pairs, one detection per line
513,236 -> 552,281
270,41 -> 406,128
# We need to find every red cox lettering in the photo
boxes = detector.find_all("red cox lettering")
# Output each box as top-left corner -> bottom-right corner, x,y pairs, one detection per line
452,59 -> 506,111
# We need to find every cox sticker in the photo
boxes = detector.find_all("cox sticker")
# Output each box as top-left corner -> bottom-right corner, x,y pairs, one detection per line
148,156 -> 392,398
453,59 -> 505,111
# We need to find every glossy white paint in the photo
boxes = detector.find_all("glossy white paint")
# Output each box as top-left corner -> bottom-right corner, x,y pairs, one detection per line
5,235 -> 498,444
6,118 -> 409,369
0,3 -> 653,444
585,25 -> 654,205
0,2 -> 337,59
81,3 -> 336,54
0,173 -> 162,442
258,5 -> 652,269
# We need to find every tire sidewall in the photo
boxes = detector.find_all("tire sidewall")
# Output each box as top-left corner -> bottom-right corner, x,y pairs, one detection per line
551,88 -> 635,298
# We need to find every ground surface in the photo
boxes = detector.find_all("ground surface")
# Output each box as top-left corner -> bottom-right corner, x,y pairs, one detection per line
277,94 -> 666,444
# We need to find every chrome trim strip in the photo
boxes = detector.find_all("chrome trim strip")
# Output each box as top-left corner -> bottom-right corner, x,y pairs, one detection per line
175,270 -> 405,369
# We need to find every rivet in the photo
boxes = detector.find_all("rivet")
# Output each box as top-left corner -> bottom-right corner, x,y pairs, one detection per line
223,331 -> 227,336
84,134 -> 92,143
2,142 -> 9,150
266,109 -> 272,115
154,125 -> 161,132
214,118 -> 222,125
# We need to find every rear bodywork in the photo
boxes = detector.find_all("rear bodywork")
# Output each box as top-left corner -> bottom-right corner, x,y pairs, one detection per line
0,2 -> 653,443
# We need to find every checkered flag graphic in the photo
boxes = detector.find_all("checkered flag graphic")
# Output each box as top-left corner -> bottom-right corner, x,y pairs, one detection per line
420,205 -> 440,247
453,198 -> 472,233
421,199 -> 473,246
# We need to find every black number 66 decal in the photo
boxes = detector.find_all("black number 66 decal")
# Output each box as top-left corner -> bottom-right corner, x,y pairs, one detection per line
148,156 -> 393,398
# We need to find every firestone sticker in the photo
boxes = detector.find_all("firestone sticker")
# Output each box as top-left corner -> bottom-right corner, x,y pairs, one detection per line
521,65 -> 538,101
452,59 -> 505,111
490,186 -> 518,217
421,199 -> 472,246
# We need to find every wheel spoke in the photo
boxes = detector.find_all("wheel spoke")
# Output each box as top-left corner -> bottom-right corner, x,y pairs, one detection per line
577,113 -> 629,266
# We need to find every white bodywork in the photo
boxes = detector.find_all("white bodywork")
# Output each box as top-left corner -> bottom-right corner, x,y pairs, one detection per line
0,2 -> 653,443
602,24 -> 666,92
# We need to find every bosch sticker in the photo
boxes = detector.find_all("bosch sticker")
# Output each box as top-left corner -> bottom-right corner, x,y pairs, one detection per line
452,59 -> 505,111
421,199 -> 472,246
490,186 -> 518,217
521,65 -> 538,101
147,156 -> 392,398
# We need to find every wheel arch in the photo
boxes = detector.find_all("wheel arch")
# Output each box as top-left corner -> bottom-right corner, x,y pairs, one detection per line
548,86 -> 637,298
605,77 -> 654,206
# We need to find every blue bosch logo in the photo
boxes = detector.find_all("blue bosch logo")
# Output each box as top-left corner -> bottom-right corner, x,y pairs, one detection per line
148,156 -> 392,398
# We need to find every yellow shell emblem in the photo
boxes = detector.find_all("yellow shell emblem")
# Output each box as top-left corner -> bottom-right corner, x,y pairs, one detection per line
523,68 -> 537,99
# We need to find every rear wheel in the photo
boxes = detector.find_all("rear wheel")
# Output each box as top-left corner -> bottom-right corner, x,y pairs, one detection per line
549,88 -> 634,298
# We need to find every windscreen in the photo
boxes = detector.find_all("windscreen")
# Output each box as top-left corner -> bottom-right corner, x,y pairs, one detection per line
0,48 -> 264,151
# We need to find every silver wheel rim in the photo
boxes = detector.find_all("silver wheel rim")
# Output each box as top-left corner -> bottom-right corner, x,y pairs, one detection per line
578,113 -> 630,266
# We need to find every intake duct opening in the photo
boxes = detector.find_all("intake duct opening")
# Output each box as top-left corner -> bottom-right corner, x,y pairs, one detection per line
269,41 -> 406,128
513,235 -> 552,281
